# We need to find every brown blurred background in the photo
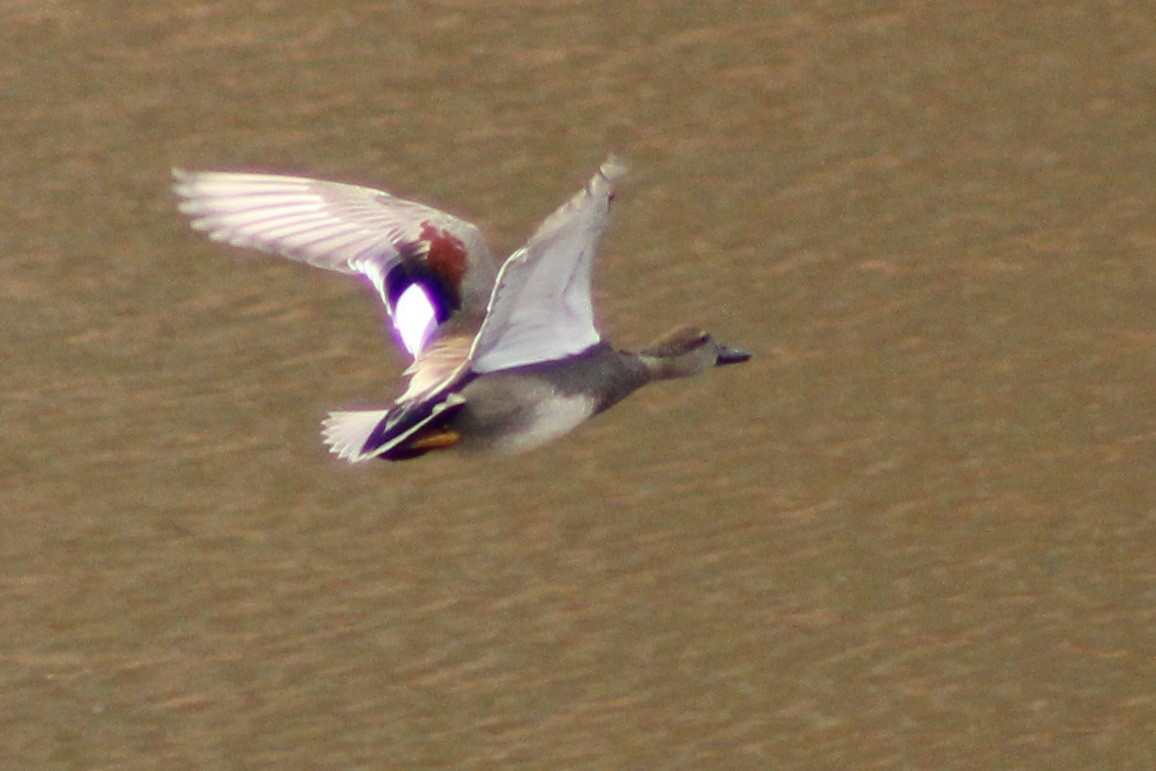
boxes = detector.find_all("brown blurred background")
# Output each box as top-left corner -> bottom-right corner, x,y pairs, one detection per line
2,1 -> 1153,766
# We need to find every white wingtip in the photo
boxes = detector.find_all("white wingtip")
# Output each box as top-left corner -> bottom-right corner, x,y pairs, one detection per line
599,155 -> 628,184
321,409 -> 391,463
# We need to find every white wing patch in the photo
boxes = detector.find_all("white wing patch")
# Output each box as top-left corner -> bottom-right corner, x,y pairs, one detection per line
393,283 -> 440,356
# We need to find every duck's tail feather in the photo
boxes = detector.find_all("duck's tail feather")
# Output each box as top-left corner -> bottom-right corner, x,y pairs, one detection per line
321,393 -> 468,463
322,409 -> 392,462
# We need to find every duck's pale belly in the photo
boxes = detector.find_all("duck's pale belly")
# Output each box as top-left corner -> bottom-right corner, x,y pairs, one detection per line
455,377 -> 598,455
494,394 -> 598,454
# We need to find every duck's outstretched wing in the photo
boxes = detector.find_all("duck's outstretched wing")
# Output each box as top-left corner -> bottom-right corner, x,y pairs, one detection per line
468,157 -> 625,373
173,170 -> 497,356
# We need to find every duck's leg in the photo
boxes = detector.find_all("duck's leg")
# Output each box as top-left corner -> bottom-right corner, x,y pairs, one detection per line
407,428 -> 461,451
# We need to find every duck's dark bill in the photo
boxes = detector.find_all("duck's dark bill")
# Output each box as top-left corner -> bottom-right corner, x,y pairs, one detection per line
716,346 -> 752,366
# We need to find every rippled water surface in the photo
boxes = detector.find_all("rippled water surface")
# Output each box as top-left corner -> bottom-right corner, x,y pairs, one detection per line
2,1 -> 1153,766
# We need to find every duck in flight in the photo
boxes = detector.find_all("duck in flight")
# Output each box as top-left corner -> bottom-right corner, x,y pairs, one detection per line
173,159 -> 750,462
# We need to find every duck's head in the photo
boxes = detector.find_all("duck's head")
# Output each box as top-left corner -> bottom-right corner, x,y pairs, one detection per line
637,326 -> 751,380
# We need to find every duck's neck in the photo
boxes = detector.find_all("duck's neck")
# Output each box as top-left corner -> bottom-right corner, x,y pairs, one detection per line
587,347 -> 653,413
637,353 -> 682,381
